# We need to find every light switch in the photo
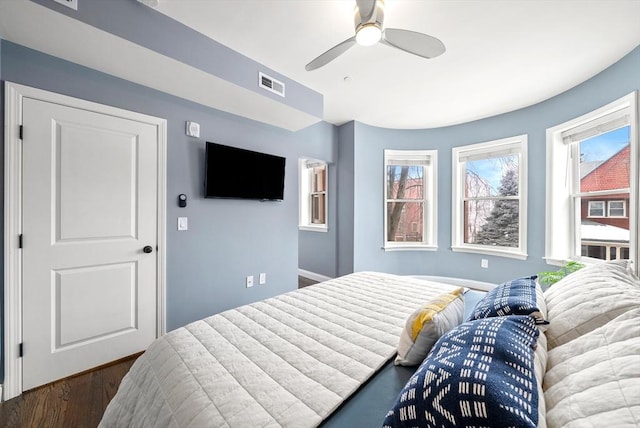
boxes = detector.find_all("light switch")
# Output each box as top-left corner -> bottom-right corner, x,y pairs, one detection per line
177,217 -> 188,231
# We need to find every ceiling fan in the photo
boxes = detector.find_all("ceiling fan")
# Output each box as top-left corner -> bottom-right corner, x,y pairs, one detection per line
305,0 -> 445,71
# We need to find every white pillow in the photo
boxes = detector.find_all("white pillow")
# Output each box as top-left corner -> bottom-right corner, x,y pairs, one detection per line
543,308 -> 640,428
394,288 -> 463,366
543,260 -> 640,349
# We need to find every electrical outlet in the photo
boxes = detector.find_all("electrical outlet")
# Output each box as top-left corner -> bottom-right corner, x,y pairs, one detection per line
481,259 -> 489,268
259,273 -> 266,285
246,275 -> 254,288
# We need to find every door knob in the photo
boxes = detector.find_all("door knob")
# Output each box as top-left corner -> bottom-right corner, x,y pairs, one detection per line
143,245 -> 153,254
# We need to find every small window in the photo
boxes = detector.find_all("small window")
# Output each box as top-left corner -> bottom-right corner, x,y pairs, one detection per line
452,135 -> 528,259
299,159 -> 328,232
588,201 -> 605,217
608,201 -> 626,217
384,149 -> 437,250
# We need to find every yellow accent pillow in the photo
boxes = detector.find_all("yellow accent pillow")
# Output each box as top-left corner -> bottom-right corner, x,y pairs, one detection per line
395,288 -> 464,366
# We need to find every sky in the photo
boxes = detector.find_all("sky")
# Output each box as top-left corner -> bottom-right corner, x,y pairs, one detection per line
580,126 -> 630,162
466,155 -> 518,194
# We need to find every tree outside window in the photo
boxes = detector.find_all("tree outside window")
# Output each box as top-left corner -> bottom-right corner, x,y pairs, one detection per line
465,156 -> 519,247
384,150 -> 437,250
452,136 -> 527,259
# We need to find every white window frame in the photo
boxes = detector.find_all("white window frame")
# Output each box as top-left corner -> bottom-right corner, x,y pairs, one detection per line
545,92 -> 638,270
383,149 -> 438,251
298,158 -> 328,232
451,135 -> 528,260
608,200 -> 626,218
587,201 -> 605,217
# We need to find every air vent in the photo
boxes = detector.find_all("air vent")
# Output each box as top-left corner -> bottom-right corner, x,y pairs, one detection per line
259,72 -> 285,97
52,0 -> 78,10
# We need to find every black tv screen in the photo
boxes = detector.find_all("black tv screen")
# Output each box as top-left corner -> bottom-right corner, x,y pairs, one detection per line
204,142 -> 286,201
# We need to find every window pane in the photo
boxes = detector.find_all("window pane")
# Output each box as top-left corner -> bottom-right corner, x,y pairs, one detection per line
609,201 -> 625,217
588,201 -> 604,217
465,155 -> 518,198
578,126 -> 630,261
465,199 -> 519,247
621,247 -> 630,259
580,127 -> 630,193
585,245 -> 606,260
387,202 -> 423,242
312,166 -> 326,192
387,165 -> 423,200
311,194 -> 325,224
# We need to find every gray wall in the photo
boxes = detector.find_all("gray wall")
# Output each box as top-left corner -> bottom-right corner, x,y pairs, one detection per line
0,37 -> 4,385
337,122 -> 356,277
338,45 -> 640,283
0,40 -> 337,381
297,125 -> 339,278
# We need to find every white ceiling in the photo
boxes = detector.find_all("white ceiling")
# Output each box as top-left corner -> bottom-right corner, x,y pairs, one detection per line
153,0 -> 640,129
1,1 -> 639,131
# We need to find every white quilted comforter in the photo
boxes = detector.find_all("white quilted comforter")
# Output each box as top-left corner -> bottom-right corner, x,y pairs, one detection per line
99,272 -> 458,428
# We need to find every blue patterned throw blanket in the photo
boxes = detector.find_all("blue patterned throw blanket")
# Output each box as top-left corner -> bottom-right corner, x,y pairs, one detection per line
383,315 -> 540,428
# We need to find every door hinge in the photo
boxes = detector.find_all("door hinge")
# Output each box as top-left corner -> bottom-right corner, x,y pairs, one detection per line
19,234 -> 23,249
19,125 -> 23,140
19,343 -> 23,358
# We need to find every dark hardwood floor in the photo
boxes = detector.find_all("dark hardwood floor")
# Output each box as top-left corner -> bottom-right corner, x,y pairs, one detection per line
0,354 -> 138,428
298,275 -> 319,288
0,277 -> 320,427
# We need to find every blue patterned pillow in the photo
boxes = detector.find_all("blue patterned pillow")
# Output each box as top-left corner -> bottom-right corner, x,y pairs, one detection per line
467,276 -> 548,324
383,315 -> 540,428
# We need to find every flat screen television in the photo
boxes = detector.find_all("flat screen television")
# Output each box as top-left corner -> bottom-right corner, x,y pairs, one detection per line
204,142 -> 286,201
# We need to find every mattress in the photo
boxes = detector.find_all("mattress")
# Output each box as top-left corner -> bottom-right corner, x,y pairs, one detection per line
99,272 -> 459,428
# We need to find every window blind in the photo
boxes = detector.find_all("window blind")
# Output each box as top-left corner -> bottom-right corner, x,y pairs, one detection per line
385,150 -> 431,166
561,108 -> 629,144
457,142 -> 521,163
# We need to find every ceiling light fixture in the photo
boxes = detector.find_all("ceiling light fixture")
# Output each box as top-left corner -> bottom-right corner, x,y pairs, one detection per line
355,23 -> 382,46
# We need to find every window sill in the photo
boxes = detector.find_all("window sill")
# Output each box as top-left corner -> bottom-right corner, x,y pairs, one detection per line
383,244 -> 438,252
299,225 -> 328,233
451,245 -> 528,260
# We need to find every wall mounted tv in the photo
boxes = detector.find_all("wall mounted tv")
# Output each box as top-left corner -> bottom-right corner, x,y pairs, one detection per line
204,142 -> 286,201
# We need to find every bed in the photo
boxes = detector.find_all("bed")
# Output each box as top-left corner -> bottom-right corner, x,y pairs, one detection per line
101,262 -> 640,427
99,271 -> 461,427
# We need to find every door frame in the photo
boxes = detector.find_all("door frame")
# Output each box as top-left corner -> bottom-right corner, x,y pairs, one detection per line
3,82 -> 167,401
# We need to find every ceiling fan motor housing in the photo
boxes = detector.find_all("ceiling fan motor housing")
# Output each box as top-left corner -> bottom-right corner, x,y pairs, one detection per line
355,0 -> 384,32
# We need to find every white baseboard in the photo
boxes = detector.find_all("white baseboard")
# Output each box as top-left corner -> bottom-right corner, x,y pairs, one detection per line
409,275 -> 496,292
298,269 -> 332,283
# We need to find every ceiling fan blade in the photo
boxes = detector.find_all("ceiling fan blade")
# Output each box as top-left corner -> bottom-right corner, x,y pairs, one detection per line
305,36 -> 357,71
382,28 -> 445,59
356,0 -> 377,22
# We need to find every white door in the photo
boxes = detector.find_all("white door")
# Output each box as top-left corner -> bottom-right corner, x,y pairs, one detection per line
21,97 -> 159,390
